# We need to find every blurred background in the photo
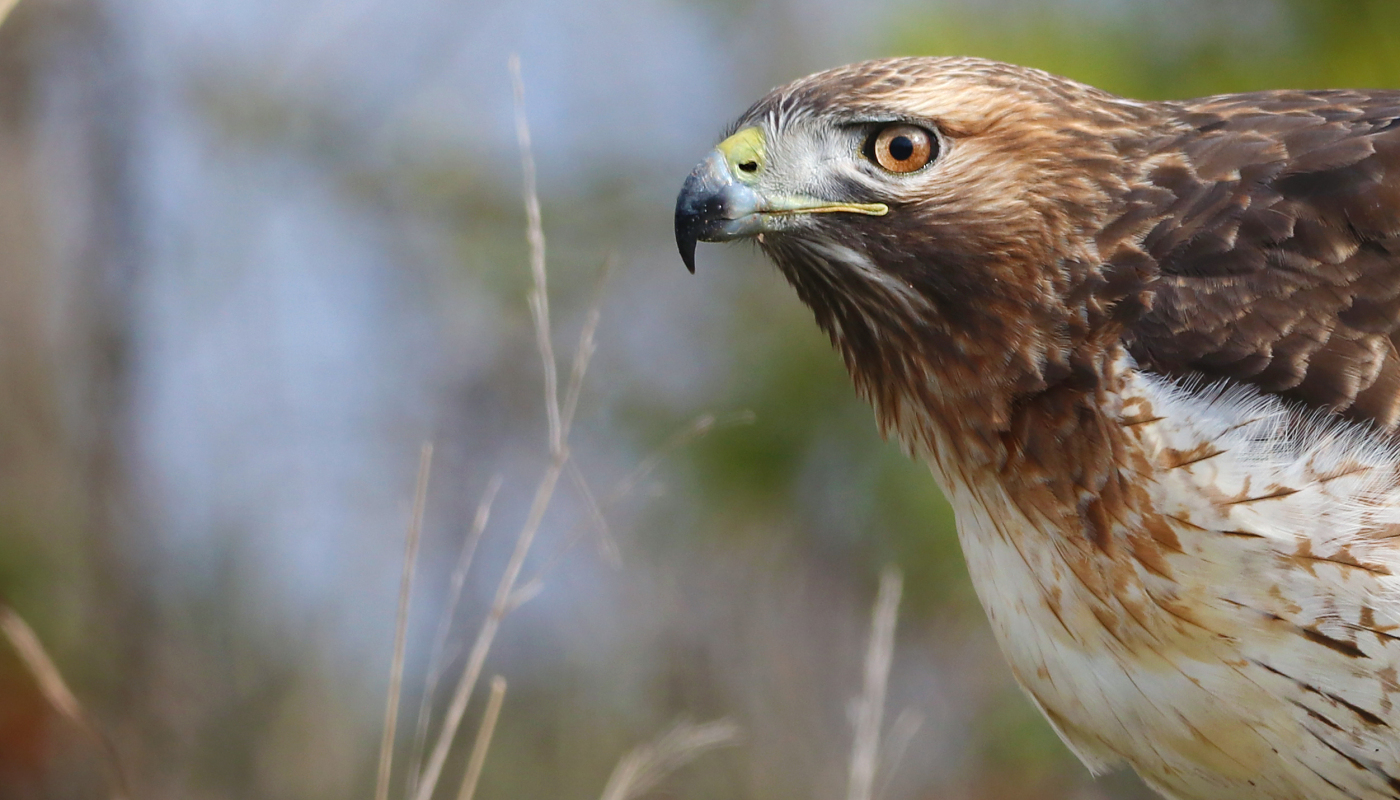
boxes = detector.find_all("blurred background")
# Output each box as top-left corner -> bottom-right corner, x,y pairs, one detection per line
0,0 -> 1397,798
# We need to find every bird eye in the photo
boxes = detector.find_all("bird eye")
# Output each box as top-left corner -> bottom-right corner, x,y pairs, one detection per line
866,124 -> 936,173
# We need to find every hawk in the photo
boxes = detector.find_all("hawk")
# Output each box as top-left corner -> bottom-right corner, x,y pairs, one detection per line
674,57 -> 1400,800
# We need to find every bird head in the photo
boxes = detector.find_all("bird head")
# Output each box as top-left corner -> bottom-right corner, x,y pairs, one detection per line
675,57 -> 1164,446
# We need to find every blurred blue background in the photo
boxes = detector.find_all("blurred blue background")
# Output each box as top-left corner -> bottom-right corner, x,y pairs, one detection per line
0,0 -> 1396,798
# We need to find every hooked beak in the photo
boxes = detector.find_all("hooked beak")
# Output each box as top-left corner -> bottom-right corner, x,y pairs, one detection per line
674,128 -> 888,273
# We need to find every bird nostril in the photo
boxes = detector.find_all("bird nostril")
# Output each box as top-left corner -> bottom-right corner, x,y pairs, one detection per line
738,160 -> 759,173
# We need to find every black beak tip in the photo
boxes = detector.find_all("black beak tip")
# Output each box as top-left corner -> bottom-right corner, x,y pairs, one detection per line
680,238 -> 697,274
676,212 -> 698,274
675,177 -> 704,274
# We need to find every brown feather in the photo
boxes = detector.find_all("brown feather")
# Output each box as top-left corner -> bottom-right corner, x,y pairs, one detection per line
1124,91 -> 1400,428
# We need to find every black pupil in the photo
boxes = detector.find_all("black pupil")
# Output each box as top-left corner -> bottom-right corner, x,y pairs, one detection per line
888,135 -> 915,161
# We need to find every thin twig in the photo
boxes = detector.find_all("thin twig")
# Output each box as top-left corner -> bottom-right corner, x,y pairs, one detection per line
405,475 -> 503,800
377,443 -> 434,800
598,719 -> 740,800
413,53 -> 590,800
455,676 -> 507,800
0,603 -> 130,800
846,566 -> 903,800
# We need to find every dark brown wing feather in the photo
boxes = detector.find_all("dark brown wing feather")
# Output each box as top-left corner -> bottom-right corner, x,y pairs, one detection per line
1122,90 -> 1400,429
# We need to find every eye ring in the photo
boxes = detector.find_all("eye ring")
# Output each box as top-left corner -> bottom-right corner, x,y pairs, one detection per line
865,124 -> 937,173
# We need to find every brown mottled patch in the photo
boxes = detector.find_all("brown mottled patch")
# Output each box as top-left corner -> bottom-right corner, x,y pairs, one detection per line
1039,593 -> 1075,640
1328,693 -> 1389,728
1147,515 -> 1186,552
1090,603 -> 1127,645
1360,606 -> 1400,641
1082,495 -> 1116,554
1290,540 -> 1393,577
1290,699 -> 1345,732
1304,727 -> 1377,778
1381,665 -> 1400,691
1367,523 -> 1400,540
1119,397 -> 1161,429
1163,443 -> 1226,469
1142,584 -> 1217,637
1128,530 -> 1174,579
1255,659 -> 1389,727
1312,462 -> 1372,485
1380,667 -> 1400,715
1290,540 -> 1323,578
1299,625 -> 1367,659
1266,584 -> 1304,617
1318,546 -> 1392,576
1223,485 -> 1301,506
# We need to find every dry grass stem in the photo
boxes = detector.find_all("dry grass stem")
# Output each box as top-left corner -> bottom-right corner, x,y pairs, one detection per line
525,410 -> 756,585
846,565 -> 904,800
607,411 -> 756,503
413,54 -> 594,800
560,254 -> 612,437
597,719 -> 741,800
377,443 -> 434,800
504,576 -> 545,612
0,603 -> 130,800
405,475 -> 503,800
0,607 -> 81,720
567,460 -> 621,566
510,52 -> 562,455
874,708 -> 923,800
413,455 -> 563,800
455,675 -> 507,800
560,255 -> 619,563
410,55 -> 743,800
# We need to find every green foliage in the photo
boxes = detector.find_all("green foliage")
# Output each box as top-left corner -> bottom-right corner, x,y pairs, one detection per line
888,0 -> 1400,101
869,448 -> 973,614
688,289 -> 861,512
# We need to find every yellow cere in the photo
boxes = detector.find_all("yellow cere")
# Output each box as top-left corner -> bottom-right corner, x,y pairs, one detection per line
716,127 -> 766,181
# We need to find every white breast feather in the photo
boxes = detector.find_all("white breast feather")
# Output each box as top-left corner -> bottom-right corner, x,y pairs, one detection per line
932,360 -> 1400,800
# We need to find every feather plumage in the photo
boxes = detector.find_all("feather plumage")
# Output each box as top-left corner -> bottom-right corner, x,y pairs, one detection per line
677,56 -> 1400,799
